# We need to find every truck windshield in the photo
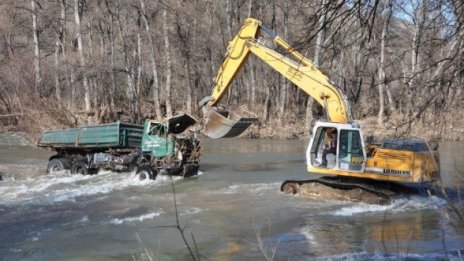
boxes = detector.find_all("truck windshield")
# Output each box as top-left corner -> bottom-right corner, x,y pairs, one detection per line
149,123 -> 167,136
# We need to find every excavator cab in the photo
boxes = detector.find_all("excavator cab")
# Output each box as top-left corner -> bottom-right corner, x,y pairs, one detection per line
307,122 -> 366,173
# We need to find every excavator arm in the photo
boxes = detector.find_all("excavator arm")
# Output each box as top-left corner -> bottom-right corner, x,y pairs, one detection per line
201,18 -> 352,138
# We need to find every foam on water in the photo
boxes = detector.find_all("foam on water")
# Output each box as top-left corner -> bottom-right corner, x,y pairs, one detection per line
79,216 -> 89,223
213,182 -> 280,195
0,170 -> 183,206
109,211 -> 164,225
181,207 -> 204,216
313,250 -> 464,261
322,195 -> 447,216
299,226 -> 315,242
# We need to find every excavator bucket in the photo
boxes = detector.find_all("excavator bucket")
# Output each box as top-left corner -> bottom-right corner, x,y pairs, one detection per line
203,108 -> 257,138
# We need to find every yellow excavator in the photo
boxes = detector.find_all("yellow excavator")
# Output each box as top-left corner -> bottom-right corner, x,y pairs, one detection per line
199,18 -> 440,202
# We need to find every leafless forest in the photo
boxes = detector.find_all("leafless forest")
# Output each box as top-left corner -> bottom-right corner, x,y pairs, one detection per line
0,0 -> 463,140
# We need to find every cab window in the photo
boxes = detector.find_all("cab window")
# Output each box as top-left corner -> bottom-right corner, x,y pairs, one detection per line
149,123 -> 167,136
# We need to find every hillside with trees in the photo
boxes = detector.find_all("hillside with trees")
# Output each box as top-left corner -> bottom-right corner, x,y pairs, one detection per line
0,0 -> 463,141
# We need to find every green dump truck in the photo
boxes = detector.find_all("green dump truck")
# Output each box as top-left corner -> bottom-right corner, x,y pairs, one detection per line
37,114 -> 200,180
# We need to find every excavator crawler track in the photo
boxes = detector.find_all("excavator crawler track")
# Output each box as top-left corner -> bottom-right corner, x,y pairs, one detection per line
280,176 -> 418,204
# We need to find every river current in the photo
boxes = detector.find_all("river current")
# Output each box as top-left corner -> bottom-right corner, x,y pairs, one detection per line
0,134 -> 463,260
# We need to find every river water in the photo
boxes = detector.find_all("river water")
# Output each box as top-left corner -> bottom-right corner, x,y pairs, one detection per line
0,135 -> 463,260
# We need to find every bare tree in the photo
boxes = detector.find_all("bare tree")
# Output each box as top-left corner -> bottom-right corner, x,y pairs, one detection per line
163,8 -> 173,118
31,0 -> 41,96
105,3 -> 116,112
377,1 -> 393,126
247,0 -> 257,106
278,0 -> 289,121
74,0 -> 91,114
139,0 -> 162,119
0,0 -> 463,140
306,0 -> 328,128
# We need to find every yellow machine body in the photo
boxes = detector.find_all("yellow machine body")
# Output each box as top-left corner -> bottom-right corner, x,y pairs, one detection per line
201,18 -> 440,185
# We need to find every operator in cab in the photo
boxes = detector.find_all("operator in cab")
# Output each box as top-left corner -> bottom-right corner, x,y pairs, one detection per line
322,128 -> 337,167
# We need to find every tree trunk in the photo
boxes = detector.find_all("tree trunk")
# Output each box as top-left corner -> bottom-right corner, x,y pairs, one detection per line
115,1 -> 138,123
407,23 -> 419,119
226,0 -> 234,45
109,17 -> 116,111
54,0 -> 65,105
88,17 -> 97,110
185,16 -> 197,114
163,9 -> 173,118
31,0 -> 41,96
307,0 -> 327,127
54,40 -> 61,105
139,0 -> 162,119
406,2 -> 426,120
278,0 -> 289,121
379,2 -> 396,125
226,0 -> 237,105
74,0 -> 91,113
59,0 -> 71,109
5,4 -> 16,61
136,32 -> 142,122
70,72 -> 76,108
377,11 -> 388,127
248,0 -> 256,105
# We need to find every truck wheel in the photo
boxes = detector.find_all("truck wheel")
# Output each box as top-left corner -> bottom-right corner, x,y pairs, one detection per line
136,165 -> 157,180
47,158 -> 69,174
71,160 -> 89,175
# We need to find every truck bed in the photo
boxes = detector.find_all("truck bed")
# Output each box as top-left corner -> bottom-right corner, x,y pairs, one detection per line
37,122 -> 143,150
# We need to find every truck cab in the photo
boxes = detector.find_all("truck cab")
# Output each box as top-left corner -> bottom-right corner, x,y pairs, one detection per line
140,114 -> 200,177
142,121 -> 173,157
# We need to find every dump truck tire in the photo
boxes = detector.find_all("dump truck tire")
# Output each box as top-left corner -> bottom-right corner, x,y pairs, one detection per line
136,165 -> 157,180
71,160 -> 89,175
47,158 -> 69,174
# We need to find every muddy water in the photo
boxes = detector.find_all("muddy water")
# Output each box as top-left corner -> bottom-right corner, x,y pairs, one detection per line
0,136 -> 463,260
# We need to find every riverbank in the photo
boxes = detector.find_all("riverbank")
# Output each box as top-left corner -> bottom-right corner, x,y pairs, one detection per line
1,102 -> 463,142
